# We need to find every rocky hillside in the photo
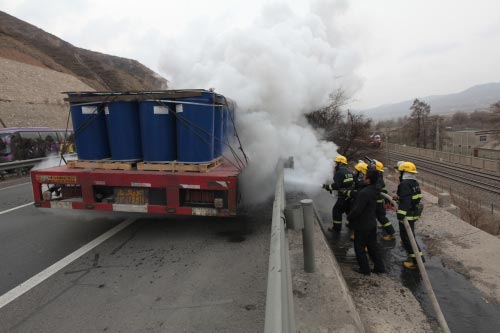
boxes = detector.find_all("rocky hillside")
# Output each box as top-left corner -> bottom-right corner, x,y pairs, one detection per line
0,10 -> 169,128
0,11 -> 168,92
0,58 -> 93,128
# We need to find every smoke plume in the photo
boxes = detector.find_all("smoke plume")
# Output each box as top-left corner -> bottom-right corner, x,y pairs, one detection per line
159,0 -> 361,204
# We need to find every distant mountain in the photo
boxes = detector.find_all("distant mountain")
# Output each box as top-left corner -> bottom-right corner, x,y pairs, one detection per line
360,82 -> 500,120
0,10 -> 168,91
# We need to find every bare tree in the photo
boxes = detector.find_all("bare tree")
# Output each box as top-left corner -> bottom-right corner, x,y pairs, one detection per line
409,99 -> 431,148
306,88 -> 371,160
306,88 -> 348,132
330,110 -> 372,160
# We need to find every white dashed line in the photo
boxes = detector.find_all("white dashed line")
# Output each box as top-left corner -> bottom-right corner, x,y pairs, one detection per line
0,218 -> 136,309
0,182 -> 32,191
0,202 -> 34,215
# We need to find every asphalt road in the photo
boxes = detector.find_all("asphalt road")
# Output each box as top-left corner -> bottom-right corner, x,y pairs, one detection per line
0,177 -> 271,332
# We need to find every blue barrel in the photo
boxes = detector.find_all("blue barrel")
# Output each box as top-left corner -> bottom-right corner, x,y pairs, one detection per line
105,101 -> 142,161
139,101 -> 176,162
176,92 -> 216,163
70,101 -> 110,161
214,105 -> 223,157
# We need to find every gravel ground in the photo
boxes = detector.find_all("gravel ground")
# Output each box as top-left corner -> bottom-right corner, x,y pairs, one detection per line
383,177 -> 500,306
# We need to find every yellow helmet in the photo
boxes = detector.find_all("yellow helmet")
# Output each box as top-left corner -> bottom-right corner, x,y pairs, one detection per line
398,161 -> 418,173
354,161 -> 368,174
374,160 -> 384,172
335,155 -> 347,165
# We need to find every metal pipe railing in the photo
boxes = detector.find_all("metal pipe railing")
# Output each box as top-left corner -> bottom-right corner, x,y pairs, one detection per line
0,154 -> 76,172
264,163 -> 295,332
381,192 -> 450,333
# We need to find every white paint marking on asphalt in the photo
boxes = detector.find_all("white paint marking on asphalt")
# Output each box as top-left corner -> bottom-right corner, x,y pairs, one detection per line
0,202 -> 34,215
0,182 -> 32,191
0,218 -> 136,309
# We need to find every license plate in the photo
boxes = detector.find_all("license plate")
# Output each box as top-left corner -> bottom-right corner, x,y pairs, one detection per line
114,188 -> 148,205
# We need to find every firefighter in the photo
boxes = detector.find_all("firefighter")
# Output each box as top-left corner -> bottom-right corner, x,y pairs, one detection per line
345,161 -> 368,210
395,161 -> 424,269
347,169 -> 386,275
369,160 -> 396,241
322,155 -> 354,232
346,161 -> 368,240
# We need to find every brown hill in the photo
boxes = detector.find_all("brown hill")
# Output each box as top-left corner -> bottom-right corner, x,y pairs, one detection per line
0,10 -> 169,128
0,10 -> 168,92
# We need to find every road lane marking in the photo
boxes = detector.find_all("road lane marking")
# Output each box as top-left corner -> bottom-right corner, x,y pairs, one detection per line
0,202 -> 34,215
0,218 -> 136,309
0,182 -> 32,191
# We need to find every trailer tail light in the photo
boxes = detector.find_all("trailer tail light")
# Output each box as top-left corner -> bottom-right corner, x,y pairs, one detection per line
214,198 -> 224,208
180,189 -> 228,209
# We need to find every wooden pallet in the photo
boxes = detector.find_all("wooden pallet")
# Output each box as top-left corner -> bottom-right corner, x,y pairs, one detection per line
67,159 -> 137,171
137,157 -> 223,173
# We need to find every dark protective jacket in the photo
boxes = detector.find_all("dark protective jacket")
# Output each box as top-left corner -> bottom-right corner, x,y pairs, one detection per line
324,164 -> 354,195
397,179 -> 422,221
375,172 -> 388,204
332,164 -> 354,194
347,183 -> 378,231
347,172 -> 364,201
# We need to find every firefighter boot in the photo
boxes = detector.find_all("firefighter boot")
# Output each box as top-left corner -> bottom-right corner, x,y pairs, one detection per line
328,221 -> 342,233
383,233 -> 396,241
403,261 -> 417,269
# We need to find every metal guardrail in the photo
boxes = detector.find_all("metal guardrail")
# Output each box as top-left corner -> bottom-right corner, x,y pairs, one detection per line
0,154 -> 76,172
264,162 -> 295,332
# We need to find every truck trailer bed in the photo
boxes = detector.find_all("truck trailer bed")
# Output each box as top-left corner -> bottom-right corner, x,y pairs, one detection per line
31,159 -> 241,217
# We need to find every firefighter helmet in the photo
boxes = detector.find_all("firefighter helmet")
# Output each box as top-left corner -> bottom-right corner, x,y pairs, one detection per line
398,161 -> 418,173
354,161 -> 368,174
374,160 -> 384,172
334,155 -> 347,165
394,161 -> 405,169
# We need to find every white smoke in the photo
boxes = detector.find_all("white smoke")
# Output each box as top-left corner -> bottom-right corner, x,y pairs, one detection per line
159,0 -> 362,204
32,153 -> 77,171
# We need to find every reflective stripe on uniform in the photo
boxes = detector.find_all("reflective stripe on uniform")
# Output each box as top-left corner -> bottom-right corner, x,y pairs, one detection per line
383,221 -> 392,227
397,210 -> 407,215
412,194 -> 423,200
377,199 -> 384,203
343,178 -> 353,183
407,216 -> 419,221
333,220 -> 343,224
409,252 -> 423,258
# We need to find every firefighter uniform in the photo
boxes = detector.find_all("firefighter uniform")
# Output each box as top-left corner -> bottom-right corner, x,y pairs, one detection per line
371,161 -> 396,240
323,155 -> 354,232
396,161 -> 424,269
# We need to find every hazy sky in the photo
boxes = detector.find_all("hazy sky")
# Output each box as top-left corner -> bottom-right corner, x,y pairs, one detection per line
1,0 -> 500,109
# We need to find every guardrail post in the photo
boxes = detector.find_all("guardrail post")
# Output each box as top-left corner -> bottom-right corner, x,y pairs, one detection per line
301,199 -> 315,273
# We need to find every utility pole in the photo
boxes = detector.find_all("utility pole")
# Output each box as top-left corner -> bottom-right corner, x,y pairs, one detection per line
386,129 -> 390,167
435,117 -> 440,150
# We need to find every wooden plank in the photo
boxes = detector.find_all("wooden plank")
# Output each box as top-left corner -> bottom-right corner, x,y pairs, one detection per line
67,160 -> 137,171
137,157 -> 223,173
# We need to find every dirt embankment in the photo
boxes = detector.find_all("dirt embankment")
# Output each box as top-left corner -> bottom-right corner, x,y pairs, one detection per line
0,57 -> 92,128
